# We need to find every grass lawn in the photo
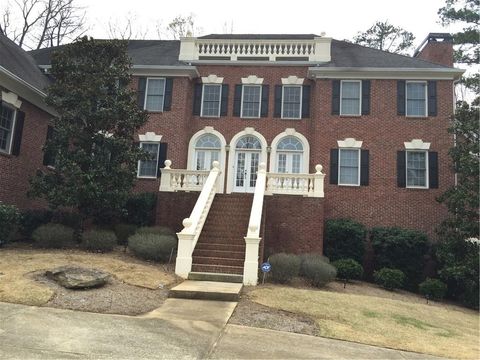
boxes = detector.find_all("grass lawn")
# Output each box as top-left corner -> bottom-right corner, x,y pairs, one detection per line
247,282 -> 479,359
0,247 -> 176,307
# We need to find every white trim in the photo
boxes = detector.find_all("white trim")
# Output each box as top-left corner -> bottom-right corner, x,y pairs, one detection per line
137,141 -> 161,179
404,139 -> 431,150
131,65 -> 198,79
226,128 -> 268,194
1,91 -> 22,109
281,85 -> 302,120
281,75 -> 304,85
201,74 -> 224,84
240,84 -> 262,119
338,148 -> 361,187
143,77 -> 166,112
0,102 -> 17,155
405,150 -> 429,189
308,67 -> 464,80
337,138 -> 363,148
200,84 -> 222,117
138,132 -> 162,142
241,75 -> 264,85
339,80 -> 362,116
269,128 -> 310,173
406,81 -> 428,117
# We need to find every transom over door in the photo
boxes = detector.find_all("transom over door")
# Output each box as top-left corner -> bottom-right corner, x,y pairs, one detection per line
234,151 -> 260,193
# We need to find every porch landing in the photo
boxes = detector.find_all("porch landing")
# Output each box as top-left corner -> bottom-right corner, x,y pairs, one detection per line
169,280 -> 242,302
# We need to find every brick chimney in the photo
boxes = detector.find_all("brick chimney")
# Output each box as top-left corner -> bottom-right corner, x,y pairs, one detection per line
413,33 -> 454,67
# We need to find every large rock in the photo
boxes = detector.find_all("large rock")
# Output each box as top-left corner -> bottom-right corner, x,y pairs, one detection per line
46,267 -> 110,289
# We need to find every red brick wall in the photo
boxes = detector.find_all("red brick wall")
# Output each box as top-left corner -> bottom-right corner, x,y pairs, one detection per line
0,98 -> 50,209
415,42 -> 454,67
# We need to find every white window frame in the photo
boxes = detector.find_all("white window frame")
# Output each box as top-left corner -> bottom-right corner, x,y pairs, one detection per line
281,85 -> 302,120
241,84 -> 262,119
137,141 -> 160,179
200,84 -> 222,118
405,81 -> 428,118
338,148 -> 361,186
0,102 -> 17,155
406,150 -> 429,189
143,77 -> 166,112
340,80 -> 362,116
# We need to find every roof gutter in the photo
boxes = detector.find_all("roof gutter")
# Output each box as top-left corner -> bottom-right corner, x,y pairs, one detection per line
308,67 -> 465,80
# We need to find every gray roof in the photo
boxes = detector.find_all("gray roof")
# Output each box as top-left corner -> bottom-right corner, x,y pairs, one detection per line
0,34 -> 51,91
28,35 -> 453,70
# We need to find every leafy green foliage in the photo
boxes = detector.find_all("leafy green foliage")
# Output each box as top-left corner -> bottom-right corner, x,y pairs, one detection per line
114,223 -> 137,246
302,256 -> 337,287
128,233 -> 177,262
324,218 -> 367,263
0,203 -> 20,245
122,192 -> 157,226
332,258 -> 364,285
19,209 -> 53,238
136,226 -> 176,236
32,223 -> 75,248
353,20 -> 415,54
374,268 -> 406,291
371,227 -> 428,289
82,230 -> 117,252
269,253 -> 301,283
29,37 -> 148,222
419,278 -> 448,300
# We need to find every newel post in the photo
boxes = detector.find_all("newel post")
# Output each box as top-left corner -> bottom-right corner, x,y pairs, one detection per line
175,217 -> 194,278
312,164 -> 325,198
159,160 -> 173,192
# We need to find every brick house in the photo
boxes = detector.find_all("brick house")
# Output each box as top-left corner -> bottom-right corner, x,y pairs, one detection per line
2,33 -> 463,284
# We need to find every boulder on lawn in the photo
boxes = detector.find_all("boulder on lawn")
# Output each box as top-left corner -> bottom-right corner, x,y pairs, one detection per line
46,266 -> 110,289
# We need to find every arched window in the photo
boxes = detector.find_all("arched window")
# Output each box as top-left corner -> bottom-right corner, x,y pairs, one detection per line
276,136 -> 304,173
195,134 -> 221,170
236,136 -> 261,150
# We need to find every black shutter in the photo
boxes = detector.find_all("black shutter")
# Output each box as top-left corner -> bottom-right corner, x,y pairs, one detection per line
193,83 -> 202,115
360,149 -> 370,186
274,85 -> 282,117
137,77 -> 146,109
428,81 -> 437,117
428,151 -> 439,188
157,143 -> 168,177
397,151 -> 406,187
261,85 -> 269,118
42,125 -> 55,166
397,80 -> 406,116
11,110 -> 25,156
332,80 -> 340,115
163,78 -> 173,111
361,80 -> 371,115
329,149 -> 339,185
220,84 -> 229,116
233,84 -> 242,117
301,85 -> 311,118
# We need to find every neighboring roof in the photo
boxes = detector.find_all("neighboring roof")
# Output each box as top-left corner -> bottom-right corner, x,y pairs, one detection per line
198,34 -> 319,40
0,33 -> 51,91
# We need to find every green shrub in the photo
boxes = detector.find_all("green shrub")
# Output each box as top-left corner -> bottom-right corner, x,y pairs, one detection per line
136,226 -> 176,236
332,258 -> 364,286
0,203 -> 20,245
269,253 -> 301,283
374,268 -> 405,291
128,233 -> 177,262
371,227 -> 428,290
114,223 -> 137,245
324,219 -> 367,263
419,278 -> 447,301
82,230 -> 117,252
19,209 -> 53,238
123,192 -> 157,226
299,253 -> 330,276
302,256 -> 337,287
32,223 -> 75,248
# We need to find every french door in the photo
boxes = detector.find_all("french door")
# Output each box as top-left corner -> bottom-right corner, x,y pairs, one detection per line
234,151 -> 260,192
195,150 -> 220,170
277,152 -> 302,173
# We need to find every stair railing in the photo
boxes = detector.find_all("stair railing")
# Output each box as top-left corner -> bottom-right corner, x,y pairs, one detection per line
243,162 -> 267,285
175,161 -> 221,278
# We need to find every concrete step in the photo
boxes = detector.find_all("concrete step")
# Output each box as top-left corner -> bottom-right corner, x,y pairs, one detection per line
188,272 -> 243,283
168,280 -> 242,301
192,263 -> 244,275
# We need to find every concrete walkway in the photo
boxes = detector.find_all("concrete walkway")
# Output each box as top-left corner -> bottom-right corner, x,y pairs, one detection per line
0,301 -> 443,359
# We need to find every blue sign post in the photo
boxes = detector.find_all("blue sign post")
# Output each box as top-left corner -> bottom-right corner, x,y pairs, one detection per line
260,262 -> 271,284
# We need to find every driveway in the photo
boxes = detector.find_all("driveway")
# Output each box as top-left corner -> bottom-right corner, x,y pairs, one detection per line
0,301 -> 443,359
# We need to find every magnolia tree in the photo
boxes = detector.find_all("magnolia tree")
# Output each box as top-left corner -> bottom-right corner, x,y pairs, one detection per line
29,37 -> 148,224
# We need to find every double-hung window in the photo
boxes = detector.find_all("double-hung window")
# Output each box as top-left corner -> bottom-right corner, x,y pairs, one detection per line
0,102 -> 16,154
340,80 -> 361,116
338,149 -> 360,186
144,78 -> 166,112
138,142 -> 160,178
201,84 -> 222,117
241,85 -> 261,118
282,85 -> 302,119
406,82 -> 427,117
406,150 -> 428,188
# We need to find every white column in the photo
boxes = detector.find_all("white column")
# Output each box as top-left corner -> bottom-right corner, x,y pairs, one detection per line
175,218 -> 194,278
312,164 -> 325,198
159,160 -> 173,192
243,235 -> 261,285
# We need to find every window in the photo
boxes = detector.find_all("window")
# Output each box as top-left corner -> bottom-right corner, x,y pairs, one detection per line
282,86 -> 302,119
340,80 -> 361,116
241,85 -> 261,118
406,82 -> 427,117
195,134 -> 221,170
338,149 -> 360,186
0,103 -> 15,154
144,78 -> 166,112
276,136 -> 303,173
138,142 -> 160,178
236,136 -> 261,150
201,84 -> 222,117
406,151 -> 428,188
